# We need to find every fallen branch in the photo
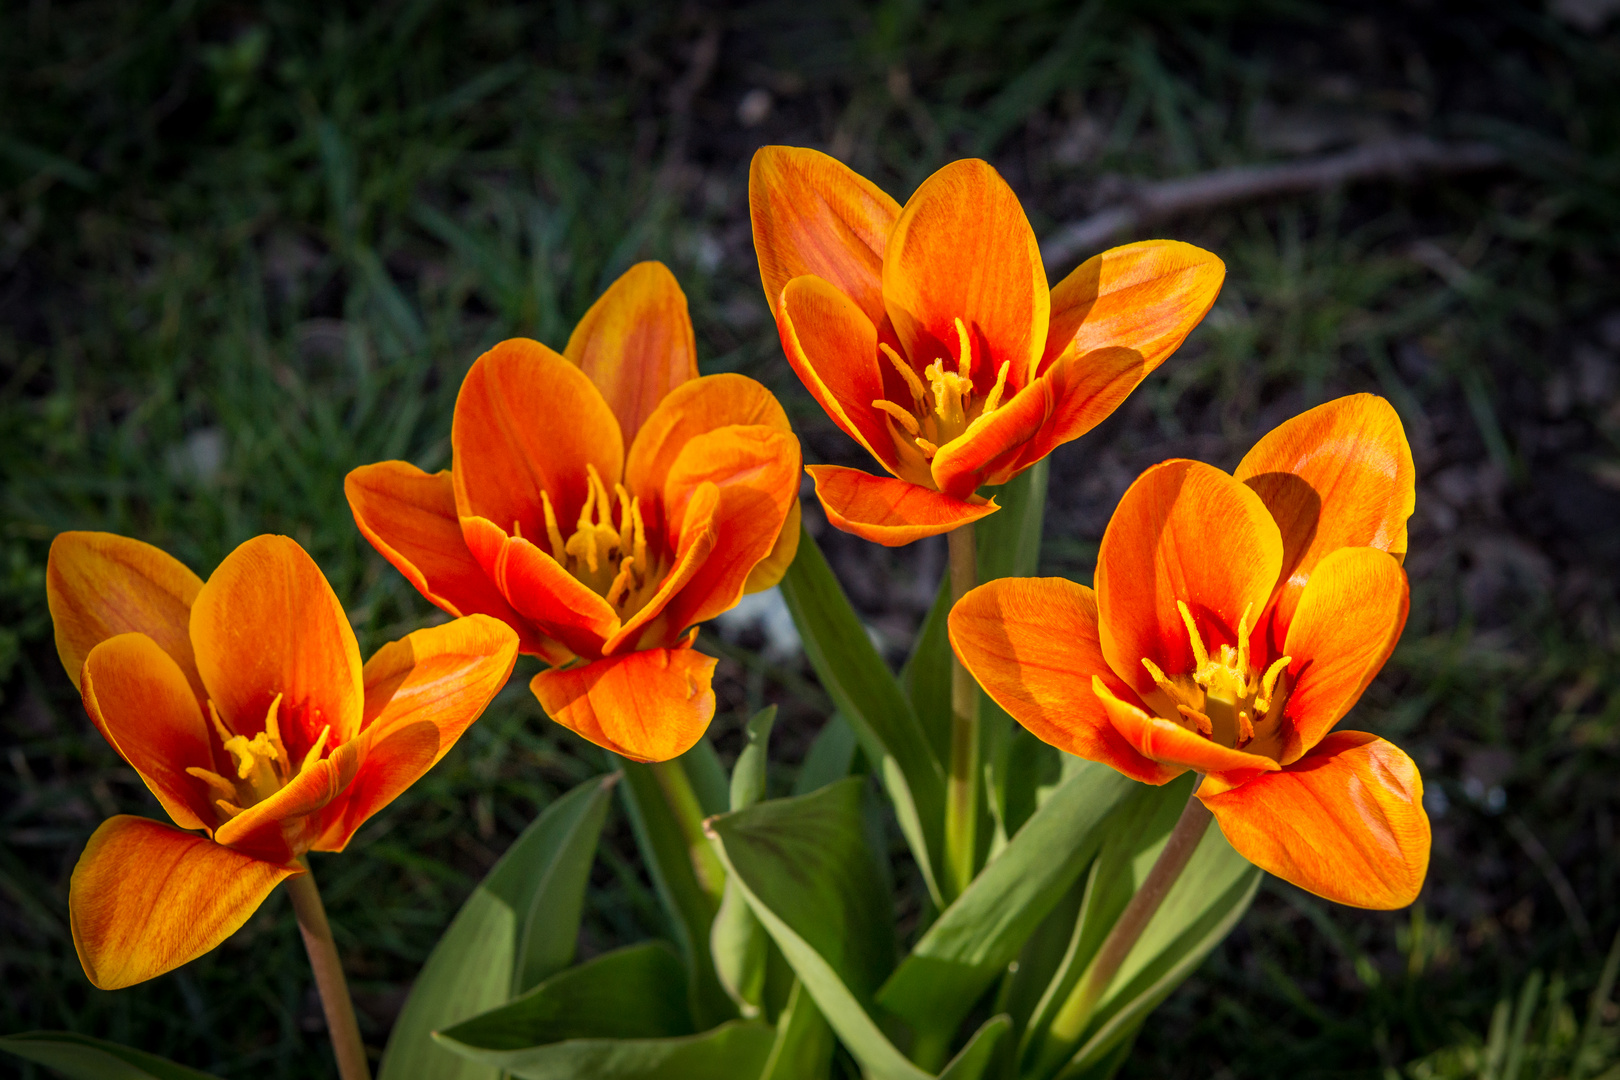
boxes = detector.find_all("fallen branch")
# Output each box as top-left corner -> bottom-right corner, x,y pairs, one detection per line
1040,135 -> 1505,268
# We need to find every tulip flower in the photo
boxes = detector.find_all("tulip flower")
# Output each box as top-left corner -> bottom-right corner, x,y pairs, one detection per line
949,394 -> 1429,908
750,145 -> 1224,545
45,531 -> 519,990
346,261 -> 802,763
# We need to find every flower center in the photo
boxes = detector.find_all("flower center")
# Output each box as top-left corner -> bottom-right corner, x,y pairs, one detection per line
872,317 -> 1011,467
1140,602 -> 1292,753
186,694 -> 334,823
534,464 -> 665,615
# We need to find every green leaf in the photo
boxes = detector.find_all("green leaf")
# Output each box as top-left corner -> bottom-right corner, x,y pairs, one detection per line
901,573 -> 953,767
1056,814 -> 1261,1078
713,707 -> 778,1015
940,1016 -> 1013,1080
780,525 -> 946,905
876,760 -> 1137,1042
684,736 -> 732,817
435,1019 -> 776,1080
708,779 -> 926,1080
759,980 -> 837,1080
437,942 -> 694,1049
792,713 -> 858,796
0,1033 -> 222,1080
618,750 -> 735,1029
380,772 -> 617,1080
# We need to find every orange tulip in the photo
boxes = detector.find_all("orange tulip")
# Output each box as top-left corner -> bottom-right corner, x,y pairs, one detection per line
347,261 -> 802,763
749,146 -> 1225,545
45,531 -> 518,989
949,394 -> 1429,909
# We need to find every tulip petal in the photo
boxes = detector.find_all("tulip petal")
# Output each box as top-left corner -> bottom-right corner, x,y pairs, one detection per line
191,536 -> 365,754
47,532 -> 205,702
70,815 -> 298,989
564,261 -> 698,445
1042,240 -> 1224,374
750,145 -> 900,326
451,338 -> 624,540
1095,460 -> 1284,703
1234,393 -> 1415,636
1198,730 -> 1429,909
531,647 -> 718,763
625,372 -> 794,538
81,634 -> 217,833
1275,547 -> 1410,763
948,578 -> 1178,785
882,159 -> 1048,390
1093,678 -> 1280,779
212,740 -> 360,863
345,462 -> 545,653
602,483 -> 718,655
777,275 -> 900,475
460,515 -> 619,660
744,496 -> 802,594
648,426 -> 802,637
807,464 -> 999,546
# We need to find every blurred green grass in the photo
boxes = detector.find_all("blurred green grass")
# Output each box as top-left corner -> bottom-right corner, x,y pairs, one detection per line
2,1 -> 1618,1077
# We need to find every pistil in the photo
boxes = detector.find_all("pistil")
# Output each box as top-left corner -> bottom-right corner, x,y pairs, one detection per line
534,467 -> 661,615
187,694 -> 339,825
1139,602 -> 1291,751
870,317 -> 1014,472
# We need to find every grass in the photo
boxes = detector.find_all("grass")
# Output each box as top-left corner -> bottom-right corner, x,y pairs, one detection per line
2,1 -> 1619,1077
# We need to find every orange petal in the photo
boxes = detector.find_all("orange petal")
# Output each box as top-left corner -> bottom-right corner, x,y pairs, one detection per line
625,371 -> 794,537
807,464 -> 999,546
564,261 -> 698,445
882,159 -> 1048,390
744,496 -> 801,594
345,461 -> 546,653
1042,240 -> 1225,375
70,815 -> 298,989
1234,393 -> 1415,637
1095,460 -> 1283,702
312,614 -> 518,851
81,634 -> 217,833
46,532 -> 204,702
777,274 -> 899,475
646,426 -> 802,638
450,338 -> 624,540
531,647 -> 718,763
190,535 -> 364,752
460,515 -> 619,659
1198,730 -> 1429,909
749,145 -> 900,326
603,483 -> 719,655
1094,678 -> 1280,778
948,578 -> 1178,785
1276,547 -> 1410,763
212,740 -> 360,863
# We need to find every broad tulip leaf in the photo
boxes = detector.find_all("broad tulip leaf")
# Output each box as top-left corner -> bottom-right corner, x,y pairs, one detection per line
780,526 -> 946,905
792,713 -> 858,795
0,1032 -> 222,1080
618,749 -> 735,1029
901,573 -> 953,767
436,942 -> 693,1049
708,778 -> 926,1080
759,979 -> 836,1080
939,1015 -> 1014,1080
379,772 -> 617,1080
435,1019 -> 776,1080
713,707 -> 778,1015
876,761 -> 1137,1041
683,735 -> 731,816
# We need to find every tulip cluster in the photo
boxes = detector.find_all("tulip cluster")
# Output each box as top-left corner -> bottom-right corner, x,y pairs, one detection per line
23,146 -> 1432,1080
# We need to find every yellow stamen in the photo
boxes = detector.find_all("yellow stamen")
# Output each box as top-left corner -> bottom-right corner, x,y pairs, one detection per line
262,693 -> 291,774
207,700 -> 234,745
216,799 -> 245,820
880,342 -> 928,406
299,725 -> 331,774
1235,603 -> 1253,678
615,484 -> 635,552
186,766 -> 237,801
1177,705 -> 1214,736
631,500 -> 646,567
606,557 -> 636,607
512,518 -> 523,540
981,360 -> 1011,414
1256,655 -> 1292,713
1236,710 -> 1255,746
541,491 -> 565,560
873,398 -> 921,435
914,437 -> 939,458
954,317 -> 972,379
1141,657 -> 1175,693
1177,601 -> 1210,672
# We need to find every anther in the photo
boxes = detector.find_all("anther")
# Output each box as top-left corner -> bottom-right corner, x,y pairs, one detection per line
605,557 -> 636,607
1256,655 -> 1292,714
1141,657 -> 1176,693
1236,711 -> 1255,745
873,399 -> 921,435
914,437 -> 939,458
981,361 -> 1011,414
299,725 -> 331,774
1235,602 -> 1253,680
186,767 -> 237,801
541,491 -> 565,561
953,317 -> 973,379
880,343 -> 929,406
1176,601 -> 1210,672
1176,705 -> 1214,737
207,700 -> 235,745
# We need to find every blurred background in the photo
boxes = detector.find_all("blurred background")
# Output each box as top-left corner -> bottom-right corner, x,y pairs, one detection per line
2,1 -> 1618,1077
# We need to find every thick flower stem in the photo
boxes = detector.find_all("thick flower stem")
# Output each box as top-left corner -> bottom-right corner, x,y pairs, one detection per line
1044,790 -> 1212,1059
286,864 -> 371,1080
650,757 -> 727,906
944,524 -> 980,900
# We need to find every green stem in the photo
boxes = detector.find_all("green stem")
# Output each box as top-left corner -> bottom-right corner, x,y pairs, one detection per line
1044,790 -> 1212,1059
650,757 -> 727,905
286,863 -> 371,1080
944,524 -> 980,901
